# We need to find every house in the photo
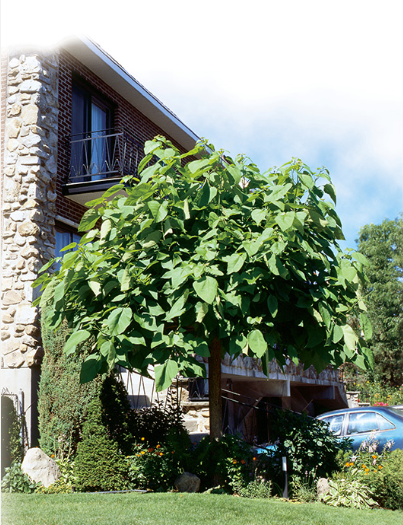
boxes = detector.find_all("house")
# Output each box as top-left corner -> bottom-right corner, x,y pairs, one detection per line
1,36 -> 347,449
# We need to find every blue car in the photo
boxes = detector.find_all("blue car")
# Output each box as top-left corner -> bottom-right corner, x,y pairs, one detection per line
317,406 -> 403,451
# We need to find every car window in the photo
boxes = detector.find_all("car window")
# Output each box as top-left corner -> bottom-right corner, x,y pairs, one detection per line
376,413 -> 395,431
321,415 -> 343,436
347,412 -> 378,435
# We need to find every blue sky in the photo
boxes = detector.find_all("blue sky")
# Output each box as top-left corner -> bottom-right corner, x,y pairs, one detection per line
3,0 -> 403,250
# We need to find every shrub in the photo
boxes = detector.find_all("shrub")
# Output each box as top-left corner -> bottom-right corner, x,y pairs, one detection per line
321,478 -> 378,509
233,478 -> 272,499
128,401 -> 187,448
191,434 -> 254,492
348,380 -> 403,405
128,439 -> 184,491
290,475 -> 317,503
35,480 -> 73,494
99,374 -> 133,455
333,436 -> 403,510
38,305 -> 101,456
270,409 -> 351,487
369,448 -> 403,510
74,398 -> 129,492
1,462 -> 37,493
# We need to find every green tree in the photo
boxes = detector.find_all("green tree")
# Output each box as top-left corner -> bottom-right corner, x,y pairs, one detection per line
34,136 -> 372,438
357,217 -> 403,385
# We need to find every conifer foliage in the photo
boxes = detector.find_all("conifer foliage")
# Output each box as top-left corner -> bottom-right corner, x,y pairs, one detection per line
74,398 -> 129,492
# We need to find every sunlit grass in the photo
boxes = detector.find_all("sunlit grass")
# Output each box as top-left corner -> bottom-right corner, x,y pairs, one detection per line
2,492 -> 403,525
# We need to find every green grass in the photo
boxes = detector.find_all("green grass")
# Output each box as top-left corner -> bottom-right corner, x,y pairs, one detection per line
2,493 -> 403,525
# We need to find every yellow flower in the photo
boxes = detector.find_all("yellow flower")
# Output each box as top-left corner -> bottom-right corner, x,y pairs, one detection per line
252,457 -> 256,461
232,460 -> 237,465
365,468 -> 370,473
141,451 -> 145,455
362,464 -> 367,469
156,444 -> 161,449
345,462 -> 350,467
141,437 -> 145,441
379,465 -> 383,470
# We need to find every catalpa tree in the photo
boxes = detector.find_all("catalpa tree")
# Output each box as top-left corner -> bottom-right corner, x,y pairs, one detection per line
34,136 -> 373,438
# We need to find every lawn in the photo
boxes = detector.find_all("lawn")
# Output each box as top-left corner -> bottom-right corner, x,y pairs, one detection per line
2,492 -> 403,525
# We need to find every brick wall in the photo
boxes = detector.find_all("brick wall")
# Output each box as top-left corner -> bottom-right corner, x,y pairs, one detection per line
56,49 -> 190,225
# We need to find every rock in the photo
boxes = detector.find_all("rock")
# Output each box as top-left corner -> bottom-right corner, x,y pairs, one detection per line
317,478 -> 330,498
20,80 -> 42,93
17,221 -> 40,237
174,472 -> 201,493
4,350 -> 25,368
21,448 -> 60,487
2,290 -> 22,306
7,118 -> 22,138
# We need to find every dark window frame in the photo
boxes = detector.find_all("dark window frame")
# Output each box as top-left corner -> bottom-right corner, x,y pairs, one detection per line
70,74 -> 116,181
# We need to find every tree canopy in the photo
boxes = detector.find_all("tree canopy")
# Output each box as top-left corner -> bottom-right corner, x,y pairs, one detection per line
34,136 -> 373,392
357,217 -> 403,385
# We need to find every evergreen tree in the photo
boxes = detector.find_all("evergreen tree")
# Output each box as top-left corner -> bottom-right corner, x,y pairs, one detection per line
357,217 -> 403,385
74,397 -> 129,492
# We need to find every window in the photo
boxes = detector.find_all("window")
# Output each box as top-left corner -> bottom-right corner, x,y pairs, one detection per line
347,412 -> 378,435
55,225 -> 81,269
71,79 -> 114,182
321,415 -> 343,436
377,413 -> 395,431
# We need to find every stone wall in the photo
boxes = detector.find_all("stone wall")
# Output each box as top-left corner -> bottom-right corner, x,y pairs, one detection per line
1,48 -> 59,370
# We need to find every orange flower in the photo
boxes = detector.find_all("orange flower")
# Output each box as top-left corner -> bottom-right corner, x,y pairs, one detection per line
241,459 -> 246,465
252,457 -> 256,461
362,464 -> 367,469
159,452 -> 163,456
379,465 -> 383,470
232,460 -> 237,465
51,454 -> 55,458
156,444 -> 161,449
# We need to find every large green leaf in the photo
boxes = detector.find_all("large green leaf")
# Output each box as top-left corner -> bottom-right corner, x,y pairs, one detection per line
107,307 -> 132,336
323,183 -> 337,204
247,329 -> 267,358
193,276 -> 218,304
267,295 -> 278,318
359,313 -> 373,340
64,330 -> 91,356
78,208 -> 100,232
275,212 -> 295,232
155,360 -> 179,391
343,324 -> 358,352
225,252 -> 246,274
80,355 -> 101,384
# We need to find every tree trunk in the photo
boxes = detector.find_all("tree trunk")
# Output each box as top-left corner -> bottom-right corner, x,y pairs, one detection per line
208,337 -> 222,441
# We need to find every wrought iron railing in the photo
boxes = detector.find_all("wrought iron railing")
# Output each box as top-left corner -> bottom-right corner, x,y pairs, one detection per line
67,129 -> 142,183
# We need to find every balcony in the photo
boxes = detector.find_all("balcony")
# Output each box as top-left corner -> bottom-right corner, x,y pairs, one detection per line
62,130 -> 142,205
